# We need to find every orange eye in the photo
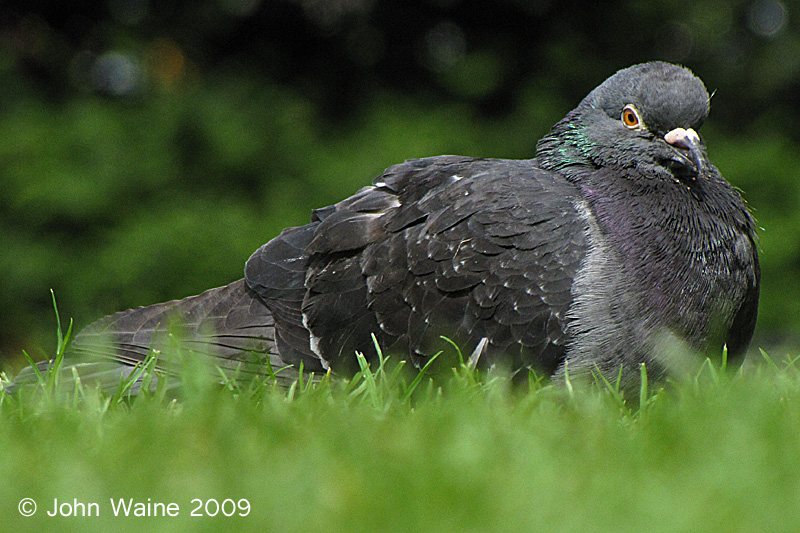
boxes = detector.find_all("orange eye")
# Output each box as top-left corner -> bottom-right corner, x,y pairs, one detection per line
621,105 -> 640,129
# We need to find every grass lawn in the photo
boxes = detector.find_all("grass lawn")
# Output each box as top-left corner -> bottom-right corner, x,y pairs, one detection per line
2,333 -> 800,532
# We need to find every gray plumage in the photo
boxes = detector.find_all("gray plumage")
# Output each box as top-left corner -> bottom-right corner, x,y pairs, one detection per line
10,62 -> 760,393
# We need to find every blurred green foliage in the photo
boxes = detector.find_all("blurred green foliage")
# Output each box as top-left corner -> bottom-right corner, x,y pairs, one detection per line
1,0 -> 799,365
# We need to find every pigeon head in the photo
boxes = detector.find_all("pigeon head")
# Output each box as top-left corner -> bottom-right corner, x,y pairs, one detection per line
586,61 -> 709,134
537,62 -> 714,181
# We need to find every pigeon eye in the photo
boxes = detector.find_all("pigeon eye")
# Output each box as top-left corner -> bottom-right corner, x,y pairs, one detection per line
621,105 -> 641,129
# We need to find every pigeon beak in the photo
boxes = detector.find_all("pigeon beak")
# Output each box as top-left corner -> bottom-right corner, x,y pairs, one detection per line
664,127 -> 708,178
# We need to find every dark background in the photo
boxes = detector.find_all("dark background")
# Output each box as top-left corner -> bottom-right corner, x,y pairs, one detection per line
2,0 -> 798,369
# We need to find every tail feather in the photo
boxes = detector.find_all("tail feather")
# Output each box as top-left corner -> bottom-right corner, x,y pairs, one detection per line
8,279 -> 314,394
11,360 -> 171,395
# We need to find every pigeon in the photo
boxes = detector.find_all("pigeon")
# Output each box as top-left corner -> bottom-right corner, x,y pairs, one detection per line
11,62 -> 760,393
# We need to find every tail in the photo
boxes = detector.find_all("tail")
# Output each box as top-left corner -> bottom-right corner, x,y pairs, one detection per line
9,279 -> 305,394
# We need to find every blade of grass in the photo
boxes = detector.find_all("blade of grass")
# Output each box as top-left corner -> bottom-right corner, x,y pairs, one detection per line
401,351 -> 440,402
639,362 -> 648,414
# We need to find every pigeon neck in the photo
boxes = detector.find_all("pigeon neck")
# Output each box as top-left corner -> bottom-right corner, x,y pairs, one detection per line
535,109 -> 598,179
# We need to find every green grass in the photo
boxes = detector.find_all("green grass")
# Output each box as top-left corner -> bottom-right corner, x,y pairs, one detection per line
4,323 -> 800,532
